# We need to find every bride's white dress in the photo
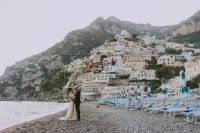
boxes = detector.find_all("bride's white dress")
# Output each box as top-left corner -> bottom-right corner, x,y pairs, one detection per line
59,92 -> 77,120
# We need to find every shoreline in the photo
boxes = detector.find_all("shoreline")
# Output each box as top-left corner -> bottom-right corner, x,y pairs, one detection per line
0,101 -> 68,131
1,103 -> 200,133
0,111 -> 66,133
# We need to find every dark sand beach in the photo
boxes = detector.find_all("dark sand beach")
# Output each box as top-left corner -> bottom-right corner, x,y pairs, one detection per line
1,103 -> 200,133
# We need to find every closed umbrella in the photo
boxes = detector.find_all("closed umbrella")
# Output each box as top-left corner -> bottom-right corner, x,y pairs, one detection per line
180,70 -> 189,96
131,83 -> 134,97
137,82 -> 142,97
161,78 -> 167,97
180,70 -> 190,104
146,81 -> 152,107
161,78 -> 167,106
147,81 -> 151,98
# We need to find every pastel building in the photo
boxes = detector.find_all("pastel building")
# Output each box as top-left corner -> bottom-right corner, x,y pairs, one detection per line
129,70 -> 156,80
77,72 -> 115,83
185,60 -> 200,80
157,54 -> 183,66
123,53 -> 147,70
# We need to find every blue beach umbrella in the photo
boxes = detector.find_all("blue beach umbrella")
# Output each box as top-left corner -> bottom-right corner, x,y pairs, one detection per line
147,81 -> 151,98
121,91 -> 124,98
131,83 -> 134,97
161,78 -> 167,97
137,82 -> 142,97
180,70 -> 190,104
161,77 -> 167,106
146,81 -> 152,107
180,70 -> 189,97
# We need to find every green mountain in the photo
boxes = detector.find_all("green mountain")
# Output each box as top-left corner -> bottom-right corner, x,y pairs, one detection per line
1,16 -> 174,81
169,31 -> 200,47
1,11 -> 200,101
167,11 -> 200,45
86,16 -> 173,36
0,28 -> 114,100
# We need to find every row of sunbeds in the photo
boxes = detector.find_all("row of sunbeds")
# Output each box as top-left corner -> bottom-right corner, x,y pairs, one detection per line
100,93 -> 200,124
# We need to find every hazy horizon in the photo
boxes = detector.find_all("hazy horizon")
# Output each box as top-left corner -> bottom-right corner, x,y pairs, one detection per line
0,0 -> 200,76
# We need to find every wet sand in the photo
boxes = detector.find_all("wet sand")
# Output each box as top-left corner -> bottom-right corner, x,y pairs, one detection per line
1,103 -> 200,133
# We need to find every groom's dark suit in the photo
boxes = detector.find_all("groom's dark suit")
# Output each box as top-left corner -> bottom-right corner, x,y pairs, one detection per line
74,87 -> 81,120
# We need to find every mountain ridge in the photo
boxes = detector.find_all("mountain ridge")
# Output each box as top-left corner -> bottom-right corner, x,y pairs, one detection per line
2,10 -> 200,80
1,10 -> 200,100
166,10 -> 200,41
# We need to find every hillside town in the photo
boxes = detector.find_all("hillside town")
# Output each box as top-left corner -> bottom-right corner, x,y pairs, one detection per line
65,30 -> 200,100
2,2 -> 200,132
1,30 -> 200,101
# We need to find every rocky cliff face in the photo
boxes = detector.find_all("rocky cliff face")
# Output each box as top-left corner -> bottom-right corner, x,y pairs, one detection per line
0,55 -> 65,101
166,11 -> 200,40
86,16 -> 173,36
1,54 -> 42,80
0,21 -> 115,101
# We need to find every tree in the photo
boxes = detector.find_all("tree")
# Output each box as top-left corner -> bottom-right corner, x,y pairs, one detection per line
165,48 -> 182,55
147,60 -> 184,80
187,74 -> 200,89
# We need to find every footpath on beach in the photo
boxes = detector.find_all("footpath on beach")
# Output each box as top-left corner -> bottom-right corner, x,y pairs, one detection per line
1,103 -> 200,133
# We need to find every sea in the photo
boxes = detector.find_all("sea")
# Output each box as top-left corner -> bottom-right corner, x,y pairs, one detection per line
0,101 -> 68,130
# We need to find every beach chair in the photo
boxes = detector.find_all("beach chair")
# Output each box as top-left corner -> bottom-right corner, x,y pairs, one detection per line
148,100 -> 180,115
165,103 -> 200,123
182,103 -> 200,123
189,111 -> 200,124
146,94 -> 167,114
163,100 -> 182,118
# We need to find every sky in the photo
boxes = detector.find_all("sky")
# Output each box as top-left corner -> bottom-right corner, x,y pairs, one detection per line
0,0 -> 200,76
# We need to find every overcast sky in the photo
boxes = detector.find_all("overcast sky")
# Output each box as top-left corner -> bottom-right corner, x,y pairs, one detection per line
0,0 -> 200,76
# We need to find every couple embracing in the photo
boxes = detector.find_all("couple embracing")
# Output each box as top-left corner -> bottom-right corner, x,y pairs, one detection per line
60,83 -> 81,121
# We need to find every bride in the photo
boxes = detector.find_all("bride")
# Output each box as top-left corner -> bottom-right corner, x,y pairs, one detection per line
59,87 -> 77,120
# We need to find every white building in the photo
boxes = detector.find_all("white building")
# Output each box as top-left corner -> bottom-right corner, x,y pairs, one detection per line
181,51 -> 193,61
114,43 -> 124,52
113,42 -> 141,53
77,72 -> 116,83
142,35 -> 157,45
103,60 -> 129,74
175,55 -> 186,61
140,50 -> 153,61
185,60 -> 200,80
102,64 -> 117,73
157,54 -> 182,66
130,70 -> 156,80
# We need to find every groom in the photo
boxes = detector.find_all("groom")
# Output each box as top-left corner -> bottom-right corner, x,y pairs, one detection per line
73,83 -> 81,121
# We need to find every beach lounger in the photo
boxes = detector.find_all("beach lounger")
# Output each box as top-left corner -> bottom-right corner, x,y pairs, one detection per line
147,100 -> 180,115
189,111 -> 200,124
182,104 -> 200,123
